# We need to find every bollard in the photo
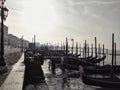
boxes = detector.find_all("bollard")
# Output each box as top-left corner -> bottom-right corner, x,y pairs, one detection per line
61,57 -> 65,73
51,59 -> 56,74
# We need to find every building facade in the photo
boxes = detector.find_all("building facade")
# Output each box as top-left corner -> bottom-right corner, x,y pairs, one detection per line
0,23 -> 29,50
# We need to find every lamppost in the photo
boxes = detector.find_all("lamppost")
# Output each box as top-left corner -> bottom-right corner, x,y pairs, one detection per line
21,35 -> 23,52
0,0 -> 9,70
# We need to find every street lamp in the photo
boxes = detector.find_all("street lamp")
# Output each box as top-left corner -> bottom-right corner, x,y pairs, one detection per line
21,35 -> 23,52
0,0 -> 9,71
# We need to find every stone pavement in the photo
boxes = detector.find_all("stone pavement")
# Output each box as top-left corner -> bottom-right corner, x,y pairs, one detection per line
0,54 -> 25,90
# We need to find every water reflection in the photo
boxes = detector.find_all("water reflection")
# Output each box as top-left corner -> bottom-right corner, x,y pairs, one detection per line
42,59 -> 120,90
62,78 -> 84,90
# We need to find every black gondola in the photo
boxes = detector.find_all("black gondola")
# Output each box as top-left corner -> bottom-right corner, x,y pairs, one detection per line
83,65 -> 120,75
81,33 -> 120,88
82,74 -> 120,88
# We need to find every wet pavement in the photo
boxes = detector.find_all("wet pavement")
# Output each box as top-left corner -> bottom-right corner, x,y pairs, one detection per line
0,54 -> 25,90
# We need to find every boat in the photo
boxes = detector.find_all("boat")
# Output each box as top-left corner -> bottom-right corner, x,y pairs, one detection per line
83,65 -> 120,75
81,34 -> 120,88
63,52 -> 106,70
62,57 -> 96,71
82,74 -> 120,88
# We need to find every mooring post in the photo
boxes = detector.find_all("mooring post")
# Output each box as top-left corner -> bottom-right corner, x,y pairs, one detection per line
61,57 -> 65,73
79,44 -> 81,57
87,44 -> 89,57
91,44 -> 93,56
51,59 -> 56,74
112,34 -> 114,69
85,40 -> 87,58
114,42 -> 116,66
103,44 -> 105,66
111,33 -> 114,77
95,37 -> 97,57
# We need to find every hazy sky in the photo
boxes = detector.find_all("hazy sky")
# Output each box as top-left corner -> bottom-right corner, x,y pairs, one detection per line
5,0 -> 120,49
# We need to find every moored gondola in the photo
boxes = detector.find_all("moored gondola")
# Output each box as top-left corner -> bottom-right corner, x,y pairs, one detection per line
82,74 -> 120,88
81,33 -> 120,88
83,65 -> 120,75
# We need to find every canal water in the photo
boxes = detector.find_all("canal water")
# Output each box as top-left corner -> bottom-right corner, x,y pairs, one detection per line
41,56 -> 120,90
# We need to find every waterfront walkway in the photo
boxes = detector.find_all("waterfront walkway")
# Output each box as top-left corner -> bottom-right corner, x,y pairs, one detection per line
0,54 -> 25,90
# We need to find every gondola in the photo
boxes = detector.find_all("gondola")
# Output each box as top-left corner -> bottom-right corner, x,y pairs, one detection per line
82,74 -> 120,88
63,54 -> 106,71
62,56 -> 98,71
83,65 -> 120,75
81,34 -> 120,88
85,55 -> 106,64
